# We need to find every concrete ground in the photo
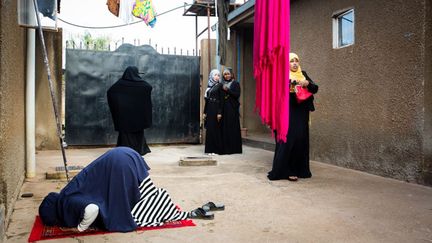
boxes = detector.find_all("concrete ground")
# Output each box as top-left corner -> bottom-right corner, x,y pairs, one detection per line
4,144 -> 432,243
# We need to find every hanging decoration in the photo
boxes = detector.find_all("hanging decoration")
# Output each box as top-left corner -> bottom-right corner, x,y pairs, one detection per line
132,0 -> 157,28
253,0 -> 290,142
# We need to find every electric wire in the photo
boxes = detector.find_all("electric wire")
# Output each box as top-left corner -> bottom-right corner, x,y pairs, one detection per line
57,3 -> 212,29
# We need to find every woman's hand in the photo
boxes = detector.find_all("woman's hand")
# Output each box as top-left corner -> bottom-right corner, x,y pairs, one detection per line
217,114 -> 222,122
298,79 -> 309,87
59,227 -> 81,233
203,114 -> 206,120
222,84 -> 228,91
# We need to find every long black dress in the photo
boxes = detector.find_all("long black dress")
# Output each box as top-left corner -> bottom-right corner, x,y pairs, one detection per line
107,66 -> 152,155
267,71 -> 318,180
204,83 -> 224,154
221,80 -> 242,154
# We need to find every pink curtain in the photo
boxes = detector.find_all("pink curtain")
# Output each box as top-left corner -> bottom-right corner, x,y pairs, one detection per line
253,0 -> 289,142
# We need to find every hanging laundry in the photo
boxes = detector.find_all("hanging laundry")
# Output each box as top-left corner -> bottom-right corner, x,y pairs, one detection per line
37,0 -> 56,20
57,0 -> 61,13
217,0 -> 229,65
119,0 -> 137,24
132,0 -> 157,28
106,0 -> 120,17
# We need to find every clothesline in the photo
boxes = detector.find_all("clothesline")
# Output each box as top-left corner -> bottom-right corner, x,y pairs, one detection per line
58,3 -> 212,29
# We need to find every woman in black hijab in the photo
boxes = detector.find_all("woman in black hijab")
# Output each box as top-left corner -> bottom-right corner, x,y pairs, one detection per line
107,66 -> 153,155
221,67 -> 242,154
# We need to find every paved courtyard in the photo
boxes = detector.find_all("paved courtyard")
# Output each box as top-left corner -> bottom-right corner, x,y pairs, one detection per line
5,145 -> 432,242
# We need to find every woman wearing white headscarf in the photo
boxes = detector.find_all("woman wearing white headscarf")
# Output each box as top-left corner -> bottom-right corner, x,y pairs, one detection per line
203,69 -> 224,154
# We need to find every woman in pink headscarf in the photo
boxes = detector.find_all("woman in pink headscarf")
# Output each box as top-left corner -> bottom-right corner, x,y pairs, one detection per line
267,53 -> 318,181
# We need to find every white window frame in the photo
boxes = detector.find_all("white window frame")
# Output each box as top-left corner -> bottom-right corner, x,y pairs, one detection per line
332,8 -> 355,49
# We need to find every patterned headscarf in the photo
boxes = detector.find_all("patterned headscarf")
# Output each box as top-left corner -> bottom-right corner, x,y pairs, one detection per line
205,69 -> 221,98
207,69 -> 220,88
222,67 -> 235,90
222,67 -> 234,82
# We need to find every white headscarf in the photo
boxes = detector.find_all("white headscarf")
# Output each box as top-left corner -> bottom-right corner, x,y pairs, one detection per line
205,69 -> 220,98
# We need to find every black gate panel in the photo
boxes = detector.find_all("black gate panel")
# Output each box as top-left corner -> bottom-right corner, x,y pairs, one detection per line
65,44 -> 200,145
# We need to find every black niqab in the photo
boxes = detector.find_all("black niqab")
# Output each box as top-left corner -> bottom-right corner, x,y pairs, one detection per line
107,66 -> 153,132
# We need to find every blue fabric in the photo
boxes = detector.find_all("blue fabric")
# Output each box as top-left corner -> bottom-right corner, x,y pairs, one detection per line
39,192 -> 60,226
40,147 -> 150,232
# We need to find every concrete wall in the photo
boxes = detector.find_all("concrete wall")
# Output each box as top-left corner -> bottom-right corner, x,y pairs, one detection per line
228,27 -> 270,136
291,0 -> 432,185
0,0 -> 27,241
35,30 -> 63,150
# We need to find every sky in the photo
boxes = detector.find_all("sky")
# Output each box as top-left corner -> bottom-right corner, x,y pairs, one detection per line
57,0 -> 219,53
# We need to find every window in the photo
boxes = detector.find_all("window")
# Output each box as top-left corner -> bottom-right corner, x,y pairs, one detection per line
18,0 -> 58,30
333,9 -> 354,48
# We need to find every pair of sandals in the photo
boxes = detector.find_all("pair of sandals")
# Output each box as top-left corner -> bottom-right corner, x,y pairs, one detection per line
189,202 -> 225,220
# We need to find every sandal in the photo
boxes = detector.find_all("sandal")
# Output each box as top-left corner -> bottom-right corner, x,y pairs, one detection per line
202,202 -> 225,212
189,207 -> 214,220
288,176 -> 298,181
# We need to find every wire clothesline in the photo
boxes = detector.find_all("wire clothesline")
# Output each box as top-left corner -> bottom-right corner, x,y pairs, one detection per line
57,3 -> 213,29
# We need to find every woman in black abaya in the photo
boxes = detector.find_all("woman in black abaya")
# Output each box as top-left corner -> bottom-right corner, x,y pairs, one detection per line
204,69 -> 224,154
221,67 -> 242,154
107,66 -> 152,155
267,53 -> 318,181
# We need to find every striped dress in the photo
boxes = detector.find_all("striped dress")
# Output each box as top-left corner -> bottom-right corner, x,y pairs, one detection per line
131,177 -> 189,227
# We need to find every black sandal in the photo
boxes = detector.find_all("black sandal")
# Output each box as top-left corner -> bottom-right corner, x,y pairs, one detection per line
189,207 -> 214,220
202,202 -> 225,212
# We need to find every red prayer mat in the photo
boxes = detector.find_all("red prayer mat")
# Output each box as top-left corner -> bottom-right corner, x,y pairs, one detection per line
28,216 -> 196,242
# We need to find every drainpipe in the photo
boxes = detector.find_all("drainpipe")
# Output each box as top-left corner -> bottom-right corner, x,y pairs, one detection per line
26,28 -> 36,178
215,0 -> 220,70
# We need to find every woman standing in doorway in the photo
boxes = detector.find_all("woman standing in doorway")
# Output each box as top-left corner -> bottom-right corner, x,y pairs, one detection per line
221,67 -> 242,154
267,53 -> 318,181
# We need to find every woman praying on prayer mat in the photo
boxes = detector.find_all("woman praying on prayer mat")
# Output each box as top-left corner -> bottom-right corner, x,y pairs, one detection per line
203,69 -> 225,155
220,67 -> 242,154
267,53 -> 318,181
39,147 -> 211,232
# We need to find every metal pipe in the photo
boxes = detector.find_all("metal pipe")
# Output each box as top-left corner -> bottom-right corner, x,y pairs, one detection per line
32,0 -> 70,181
207,4 -> 211,73
215,0 -> 220,69
26,28 -> 36,178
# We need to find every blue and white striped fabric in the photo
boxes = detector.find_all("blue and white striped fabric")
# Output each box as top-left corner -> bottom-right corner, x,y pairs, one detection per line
131,177 -> 188,227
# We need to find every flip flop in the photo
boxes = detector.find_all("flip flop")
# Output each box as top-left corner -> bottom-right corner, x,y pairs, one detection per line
202,202 -> 225,212
189,207 -> 214,220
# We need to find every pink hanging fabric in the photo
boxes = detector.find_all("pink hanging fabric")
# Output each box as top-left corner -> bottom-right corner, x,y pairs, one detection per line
253,0 -> 289,142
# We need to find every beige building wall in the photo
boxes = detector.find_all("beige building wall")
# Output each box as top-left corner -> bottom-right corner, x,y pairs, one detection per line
291,0 -> 432,185
226,28 -> 270,137
200,39 -> 216,142
35,30 -> 63,150
0,0 -> 27,240
237,28 -> 269,135
0,3 -> 63,240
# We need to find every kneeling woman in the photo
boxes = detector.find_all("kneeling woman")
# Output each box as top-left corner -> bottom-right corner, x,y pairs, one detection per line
39,147 -> 199,232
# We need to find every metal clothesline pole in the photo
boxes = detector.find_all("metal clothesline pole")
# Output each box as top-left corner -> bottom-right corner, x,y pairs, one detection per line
32,0 -> 70,182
